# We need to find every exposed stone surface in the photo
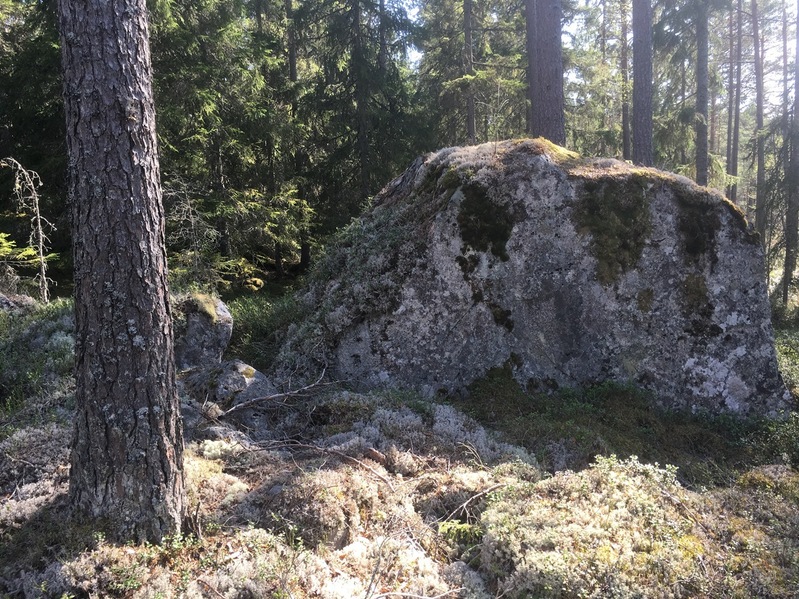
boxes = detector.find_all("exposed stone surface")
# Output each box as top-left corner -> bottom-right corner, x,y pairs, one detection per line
174,294 -> 233,370
276,139 -> 791,416
0,292 -> 37,314
181,359 -> 278,435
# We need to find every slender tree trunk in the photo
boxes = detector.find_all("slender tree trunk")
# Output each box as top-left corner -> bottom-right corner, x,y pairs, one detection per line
286,0 -> 311,266
782,0 -> 790,184
378,0 -> 387,75
58,0 -> 185,543
710,84 -> 718,154
351,0 -> 370,200
752,0 -> 767,240
696,2 -> 709,185
782,0 -> 799,304
622,0 -> 632,160
726,5 -> 735,180
632,0 -> 653,165
729,0 -> 743,202
464,0 -> 476,144
531,0 -> 566,144
525,0 -> 536,134
286,0 -> 297,114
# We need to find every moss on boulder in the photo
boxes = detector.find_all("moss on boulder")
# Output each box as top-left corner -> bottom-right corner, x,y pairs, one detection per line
273,139 -> 790,416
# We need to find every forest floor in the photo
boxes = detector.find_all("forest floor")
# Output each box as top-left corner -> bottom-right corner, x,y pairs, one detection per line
0,297 -> 798,598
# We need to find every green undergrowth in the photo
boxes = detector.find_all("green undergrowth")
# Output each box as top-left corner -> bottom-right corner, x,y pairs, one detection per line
0,298 -> 74,434
226,290 -> 308,372
0,498 -> 103,577
775,326 -> 799,395
457,366 -> 783,488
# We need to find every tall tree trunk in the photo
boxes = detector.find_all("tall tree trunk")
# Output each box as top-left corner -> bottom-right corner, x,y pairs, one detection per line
621,0 -> 632,160
525,0 -> 536,134
752,0 -> 767,240
378,0 -> 387,75
632,0 -> 653,165
696,2 -> 709,185
531,0 -> 566,144
782,0 -> 799,304
729,0 -> 743,202
351,0 -> 370,200
464,0 -> 476,144
58,0 -> 185,543
726,4 -> 735,179
286,0 -> 297,115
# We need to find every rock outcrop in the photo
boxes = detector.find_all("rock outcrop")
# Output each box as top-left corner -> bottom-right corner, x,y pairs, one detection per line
174,293 -> 233,370
277,139 -> 791,416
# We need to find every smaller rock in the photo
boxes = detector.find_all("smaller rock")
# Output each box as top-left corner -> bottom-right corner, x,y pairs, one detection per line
174,294 -> 233,370
0,292 -> 37,315
182,359 -> 279,437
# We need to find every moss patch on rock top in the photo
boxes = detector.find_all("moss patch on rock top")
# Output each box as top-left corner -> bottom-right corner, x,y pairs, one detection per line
573,177 -> 652,285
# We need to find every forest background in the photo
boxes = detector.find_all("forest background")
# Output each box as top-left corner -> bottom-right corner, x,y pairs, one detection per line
0,0 -> 797,306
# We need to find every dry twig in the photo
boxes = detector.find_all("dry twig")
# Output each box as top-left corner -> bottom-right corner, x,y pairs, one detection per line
221,369 -> 330,417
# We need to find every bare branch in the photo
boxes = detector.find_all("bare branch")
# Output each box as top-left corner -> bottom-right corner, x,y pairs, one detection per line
221,369 -> 330,417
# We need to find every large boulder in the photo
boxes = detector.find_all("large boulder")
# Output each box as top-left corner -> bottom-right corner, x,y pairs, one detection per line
173,294 -> 233,370
277,139 -> 791,416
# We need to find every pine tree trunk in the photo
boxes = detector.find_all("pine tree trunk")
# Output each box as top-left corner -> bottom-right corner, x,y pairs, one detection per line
726,5 -> 735,179
530,0 -> 565,144
525,0 -> 536,135
782,0 -> 799,304
351,0 -> 370,200
729,0 -> 743,203
621,0 -> 632,161
58,0 -> 185,543
464,0 -> 476,144
286,0 -> 297,110
696,2 -> 709,185
632,0 -> 653,165
752,0 -> 767,240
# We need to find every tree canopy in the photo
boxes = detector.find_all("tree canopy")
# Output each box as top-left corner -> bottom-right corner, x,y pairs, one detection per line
1,0 -> 798,299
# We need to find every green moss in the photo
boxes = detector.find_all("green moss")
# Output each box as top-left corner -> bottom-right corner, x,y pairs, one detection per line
455,254 -> 479,275
573,177 -> 651,284
439,166 -> 461,190
637,288 -> 654,313
420,163 -> 462,196
438,521 -> 483,546
457,181 -> 514,261
459,370 -> 759,487
488,302 -> 514,332
186,292 -> 219,323
675,191 -> 721,264
680,274 -> 710,314
524,137 -> 582,165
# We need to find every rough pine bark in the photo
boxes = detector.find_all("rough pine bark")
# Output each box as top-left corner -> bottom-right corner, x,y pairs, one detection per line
530,0 -> 565,144
58,0 -> 185,543
632,0 -> 653,165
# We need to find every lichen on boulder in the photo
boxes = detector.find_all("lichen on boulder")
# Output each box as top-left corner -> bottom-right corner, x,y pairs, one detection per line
275,139 -> 791,416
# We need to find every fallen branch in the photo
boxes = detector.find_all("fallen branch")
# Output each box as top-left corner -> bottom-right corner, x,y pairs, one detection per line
256,438 -> 396,491
221,369 -> 329,417
442,483 -> 505,523
371,589 -> 465,599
